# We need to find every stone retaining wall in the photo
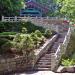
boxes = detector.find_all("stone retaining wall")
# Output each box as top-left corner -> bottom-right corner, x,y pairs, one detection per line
0,56 -> 27,74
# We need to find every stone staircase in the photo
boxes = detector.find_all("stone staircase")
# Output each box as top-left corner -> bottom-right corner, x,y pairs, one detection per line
33,34 -> 61,71
33,33 -> 66,71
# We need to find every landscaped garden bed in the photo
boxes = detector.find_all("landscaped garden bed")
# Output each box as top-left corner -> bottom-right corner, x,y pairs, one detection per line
0,21 -> 55,56
0,21 -> 57,73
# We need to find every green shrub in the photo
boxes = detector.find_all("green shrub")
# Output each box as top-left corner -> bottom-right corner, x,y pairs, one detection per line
20,22 -> 45,33
21,35 -> 34,52
44,29 -> 52,38
13,33 -> 22,42
0,32 -> 17,35
31,33 -> 41,48
35,30 -> 43,38
61,59 -> 75,66
20,35 -> 35,62
21,27 -> 27,33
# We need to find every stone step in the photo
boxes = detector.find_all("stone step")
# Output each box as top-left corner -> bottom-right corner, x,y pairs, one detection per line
44,54 -> 51,57
37,61 -> 51,65
39,60 -> 50,62
36,64 -> 51,68
34,67 -> 51,71
40,57 -> 51,59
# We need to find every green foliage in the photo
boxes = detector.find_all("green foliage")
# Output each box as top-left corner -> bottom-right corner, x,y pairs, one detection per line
0,22 -> 45,33
0,0 -> 25,17
21,27 -> 27,34
20,35 -> 35,62
22,22 -> 45,33
35,30 -> 43,38
30,33 -> 40,48
0,38 -> 9,47
13,33 -> 22,43
11,34 -> 35,58
21,35 -> 34,52
61,59 -> 75,66
56,0 -> 75,19
1,41 -> 12,53
0,32 -> 16,35
44,29 -> 52,38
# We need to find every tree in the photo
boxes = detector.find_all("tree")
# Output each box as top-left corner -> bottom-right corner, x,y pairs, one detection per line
56,0 -> 75,19
0,0 -> 25,18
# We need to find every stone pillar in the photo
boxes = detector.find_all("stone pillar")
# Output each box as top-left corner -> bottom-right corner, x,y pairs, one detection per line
56,25 -> 59,33
2,16 -> 4,22
15,16 -> 17,22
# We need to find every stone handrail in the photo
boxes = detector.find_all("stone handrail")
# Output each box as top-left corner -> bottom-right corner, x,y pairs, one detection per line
51,27 -> 71,71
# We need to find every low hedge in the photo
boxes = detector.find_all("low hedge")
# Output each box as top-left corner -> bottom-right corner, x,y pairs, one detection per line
0,32 -> 17,35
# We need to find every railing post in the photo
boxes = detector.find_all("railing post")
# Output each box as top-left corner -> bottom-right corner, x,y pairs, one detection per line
2,16 -> 4,22
28,16 -> 31,22
15,16 -> 17,22
51,53 -> 56,71
56,25 -> 59,33
47,16 -> 49,20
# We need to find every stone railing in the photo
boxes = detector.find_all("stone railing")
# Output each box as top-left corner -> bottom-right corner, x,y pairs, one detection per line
1,16 -> 65,33
51,27 -> 71,71
2,16 -> 64,22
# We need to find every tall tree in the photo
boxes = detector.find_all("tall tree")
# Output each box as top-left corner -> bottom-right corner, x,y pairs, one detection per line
56,0 -> 75,19
0,0 -> 25,18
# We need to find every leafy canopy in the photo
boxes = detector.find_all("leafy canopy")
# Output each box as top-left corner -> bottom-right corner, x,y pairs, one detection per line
0,0 -> 25,17
56,0 -> 75,19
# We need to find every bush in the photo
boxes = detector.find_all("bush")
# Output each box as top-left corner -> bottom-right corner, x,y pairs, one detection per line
44,29 -> 52,38
61,59 -> 75,66
21,27 -> 27,33
35,30 -> 43,38
23,22 -> 45,33
13,33 -> 22,42
20,35 -> 35,62
21,35 -> 34,52
30,33 -> 41,48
